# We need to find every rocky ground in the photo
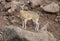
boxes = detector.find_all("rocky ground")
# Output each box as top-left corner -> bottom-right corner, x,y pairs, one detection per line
0,0 -> 60,41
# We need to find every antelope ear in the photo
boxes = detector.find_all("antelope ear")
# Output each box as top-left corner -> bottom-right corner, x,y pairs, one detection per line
40,22 -> 49,31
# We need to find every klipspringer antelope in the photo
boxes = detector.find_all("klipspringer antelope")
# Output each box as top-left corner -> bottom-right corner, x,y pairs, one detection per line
19,4 -> 40,31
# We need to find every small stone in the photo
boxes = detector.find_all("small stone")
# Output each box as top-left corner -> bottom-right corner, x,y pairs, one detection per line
28,0 -> 42,8
11,20 -> 16,23
55,16 -> 60,22
41,2 -> 59,13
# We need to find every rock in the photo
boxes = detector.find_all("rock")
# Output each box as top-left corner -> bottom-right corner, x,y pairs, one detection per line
4,3 -> 11,11
3,23 -> 57,41
55,16 -> 60,22
7,1 -> 20,13
28,0 -> 43,8
3,27 -> 18,41
41,2 -> 59,13
28,0 -> 52,8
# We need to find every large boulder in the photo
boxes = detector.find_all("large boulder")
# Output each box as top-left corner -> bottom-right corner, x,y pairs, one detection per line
41,2 -> 60,13
2,23 -> 57,41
